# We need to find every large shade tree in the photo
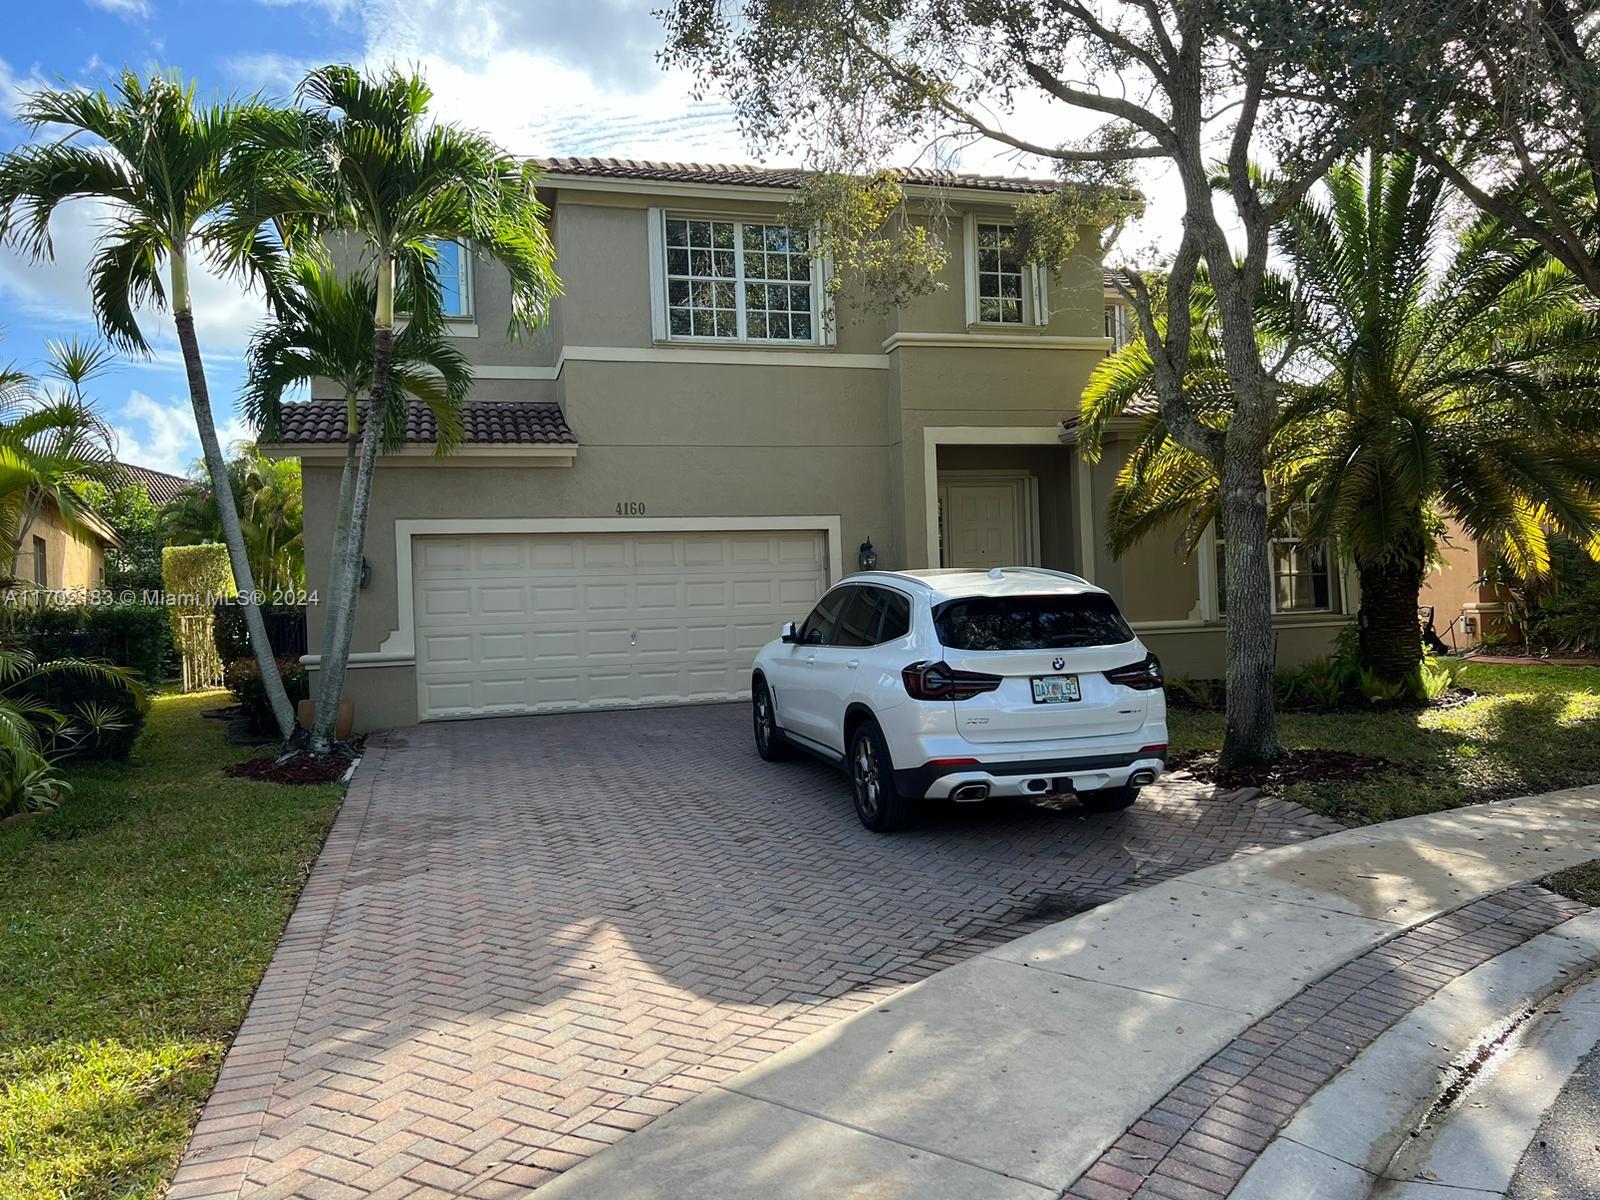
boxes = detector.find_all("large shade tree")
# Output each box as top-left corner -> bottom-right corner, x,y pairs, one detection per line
243,66 -> 559,754
662,0 -> 1382,766
0,70 -> 299,738
1081,151 -> 1600,684
1344,1 -> 1600,302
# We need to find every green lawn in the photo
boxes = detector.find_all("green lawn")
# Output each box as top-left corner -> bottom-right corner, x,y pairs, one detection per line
0,692 -> 343,1200
1169,662 -> 1600,825
1546,860 -> 1600,906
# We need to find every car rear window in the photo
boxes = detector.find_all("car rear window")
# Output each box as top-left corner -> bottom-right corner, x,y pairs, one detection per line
933,593 -> 1135,651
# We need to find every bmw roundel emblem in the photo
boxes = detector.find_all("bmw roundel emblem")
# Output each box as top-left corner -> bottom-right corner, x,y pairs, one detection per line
1052,656 -> 1066,671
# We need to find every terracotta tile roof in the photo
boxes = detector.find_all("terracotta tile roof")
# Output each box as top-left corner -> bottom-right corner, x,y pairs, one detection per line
272,401 -> 577,446
116,462 -> 195,506
534,156 -> 1061,195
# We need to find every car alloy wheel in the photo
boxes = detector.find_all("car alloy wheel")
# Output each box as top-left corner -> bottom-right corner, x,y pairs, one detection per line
852,732 -> 882,821
754,687 -> 774,752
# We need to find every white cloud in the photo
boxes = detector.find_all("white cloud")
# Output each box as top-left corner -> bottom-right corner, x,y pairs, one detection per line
86,0 -> 152,19
112,388 -> 255,475
0,56 -> 50,124
112,390 -> 198,474
0,198 -> 271,361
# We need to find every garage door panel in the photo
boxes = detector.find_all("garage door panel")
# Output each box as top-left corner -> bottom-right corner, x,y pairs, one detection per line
583,583 -> 630,610
414,529 -> 829,719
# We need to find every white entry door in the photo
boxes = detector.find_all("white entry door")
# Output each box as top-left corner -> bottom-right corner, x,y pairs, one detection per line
413,529 -> 828,719
942,483 -> 1019,568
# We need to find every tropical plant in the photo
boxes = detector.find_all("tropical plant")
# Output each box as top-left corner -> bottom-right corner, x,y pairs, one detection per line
243,65 -> 559,754
0,69 -> 299,739
0,645 -> 146,816
1081,150 -> 1600,686
0,339 -> 121,583
79,476 -> 166,592
242,256 -> 472,618
165,444 -> 306,593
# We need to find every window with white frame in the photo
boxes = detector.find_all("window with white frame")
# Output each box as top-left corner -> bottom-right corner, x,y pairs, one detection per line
974,221 -> 1027,324
661,217 -> 817,342
1105,301 -> 1134,349
1214,500 -> 1336,615
428,239 -> 472,319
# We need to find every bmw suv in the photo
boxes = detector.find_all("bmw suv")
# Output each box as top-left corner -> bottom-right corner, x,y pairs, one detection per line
750,567 -> 1168,832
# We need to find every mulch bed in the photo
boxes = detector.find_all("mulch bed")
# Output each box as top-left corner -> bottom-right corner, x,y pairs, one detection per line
1167,747 -> 1393,792
225,749 -> 360,786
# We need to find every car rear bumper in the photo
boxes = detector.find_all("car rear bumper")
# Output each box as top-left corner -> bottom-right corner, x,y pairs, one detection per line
895,751 -> 1167,801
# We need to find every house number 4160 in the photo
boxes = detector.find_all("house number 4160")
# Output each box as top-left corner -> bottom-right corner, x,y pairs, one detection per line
615,501 -> 647,515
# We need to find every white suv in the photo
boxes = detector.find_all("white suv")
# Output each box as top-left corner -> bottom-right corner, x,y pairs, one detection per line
750,567 -> 1168,832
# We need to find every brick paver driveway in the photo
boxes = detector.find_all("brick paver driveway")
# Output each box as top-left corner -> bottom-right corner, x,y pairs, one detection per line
172,704 -> 1338,1200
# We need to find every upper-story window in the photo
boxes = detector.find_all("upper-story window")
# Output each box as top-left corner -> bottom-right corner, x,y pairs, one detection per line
1105,302 -> 1134,349
964,217 -> 1047,327
428,239 -> 473,319
662,217 -> 816,342
975,222 -> 1026,324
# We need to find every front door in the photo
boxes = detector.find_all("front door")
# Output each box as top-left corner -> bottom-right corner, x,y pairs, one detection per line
943,483 -> 1018,568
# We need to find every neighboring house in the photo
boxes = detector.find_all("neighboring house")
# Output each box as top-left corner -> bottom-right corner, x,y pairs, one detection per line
15,496 -> 120,591
118,462 -> 196,508
260,157 -> 1356,732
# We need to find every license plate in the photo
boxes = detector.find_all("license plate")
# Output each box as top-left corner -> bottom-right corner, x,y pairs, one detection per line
1031,674 -> 1081,704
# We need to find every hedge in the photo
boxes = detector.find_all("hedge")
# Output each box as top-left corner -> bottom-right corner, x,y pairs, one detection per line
7,603 -> 174,687
225,656 -> 310,736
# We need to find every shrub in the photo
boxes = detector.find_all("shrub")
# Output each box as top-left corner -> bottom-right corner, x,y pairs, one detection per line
19,667 -> 146,761
226,656 -> 308,736
212,603 -> 308,663
1164,677 -> 1222,708
6,603 -> 173,686
1415,653 -> 1468,701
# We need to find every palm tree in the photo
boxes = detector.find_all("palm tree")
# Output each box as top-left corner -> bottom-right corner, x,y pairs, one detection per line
242,257 -> 473,652
0,70 -> 299,739
1082,151 -> 1600,685
0,645 -> 145,817
0,339 -> 121,583
165,444 -> 307,594
246,65 -> 559,753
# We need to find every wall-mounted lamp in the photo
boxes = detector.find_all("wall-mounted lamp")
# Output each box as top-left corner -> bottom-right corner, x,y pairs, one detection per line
359,557 -> 373,590
858,537 -> 878,572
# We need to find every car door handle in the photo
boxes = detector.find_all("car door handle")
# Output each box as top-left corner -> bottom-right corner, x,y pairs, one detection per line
805,653 -> 817,665
847,659 -> 860,669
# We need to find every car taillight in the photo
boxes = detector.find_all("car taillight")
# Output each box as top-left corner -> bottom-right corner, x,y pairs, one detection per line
901,660 -> 1003,701
1105,652 -> 1164,691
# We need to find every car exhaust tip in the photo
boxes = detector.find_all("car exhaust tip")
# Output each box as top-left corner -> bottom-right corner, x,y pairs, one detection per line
951,782 -> 990,802
1129,770 -> 1157,787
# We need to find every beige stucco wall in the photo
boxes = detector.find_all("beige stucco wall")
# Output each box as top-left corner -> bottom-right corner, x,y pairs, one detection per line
18,501 -> 108,590
298,181 -> 1356,730
1419,515 -> 1496,648
1141,618 -> 1351,681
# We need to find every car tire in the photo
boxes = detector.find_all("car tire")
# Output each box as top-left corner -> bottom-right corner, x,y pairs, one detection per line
752,677 -> 790,761
848,718 -> 915,833
1081,785 -> 1139,813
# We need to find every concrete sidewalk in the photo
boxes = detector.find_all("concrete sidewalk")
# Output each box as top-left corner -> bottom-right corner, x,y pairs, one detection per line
537,787 -> 1600,1200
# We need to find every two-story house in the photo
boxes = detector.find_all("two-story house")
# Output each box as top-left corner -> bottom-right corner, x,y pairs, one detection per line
260,157 -> 1354,731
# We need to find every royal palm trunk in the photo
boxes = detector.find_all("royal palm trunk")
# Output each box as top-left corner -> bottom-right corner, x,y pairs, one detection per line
171,252 -> 297,741
309,312 -> 394,754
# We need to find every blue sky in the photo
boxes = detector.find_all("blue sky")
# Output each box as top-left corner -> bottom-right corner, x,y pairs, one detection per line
0,0 -> 754,474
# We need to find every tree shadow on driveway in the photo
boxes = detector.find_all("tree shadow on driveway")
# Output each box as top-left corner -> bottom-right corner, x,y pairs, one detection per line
200,703 -> 1339,1199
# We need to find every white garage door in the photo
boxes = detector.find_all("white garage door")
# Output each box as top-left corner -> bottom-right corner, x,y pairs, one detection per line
413,529 -> 829,719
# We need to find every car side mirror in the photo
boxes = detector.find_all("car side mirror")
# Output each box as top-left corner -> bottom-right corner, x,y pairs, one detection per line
780,621 -> 800,644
